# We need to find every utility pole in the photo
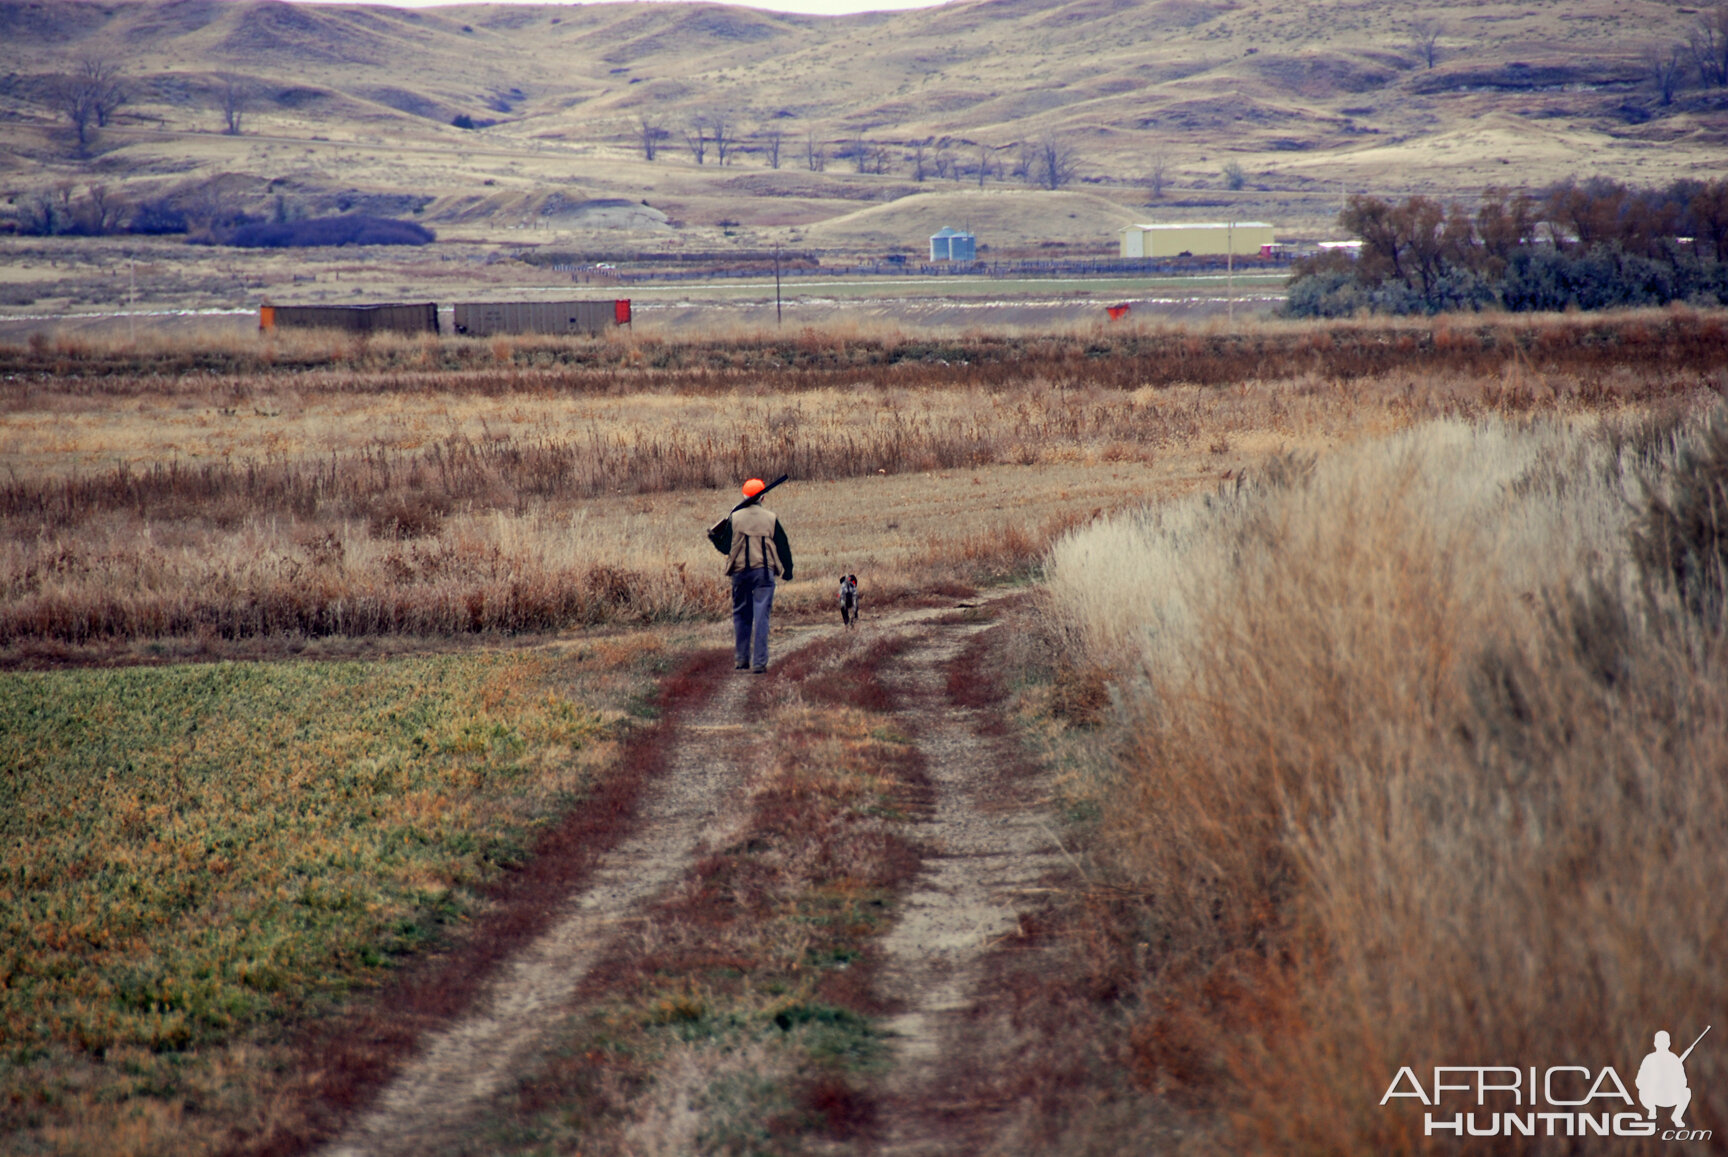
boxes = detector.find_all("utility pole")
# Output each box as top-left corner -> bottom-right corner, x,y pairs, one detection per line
1227,219 -> 1234,328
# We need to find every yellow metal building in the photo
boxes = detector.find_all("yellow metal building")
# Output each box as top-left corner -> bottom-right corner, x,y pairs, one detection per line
1119,222 -> 1275,258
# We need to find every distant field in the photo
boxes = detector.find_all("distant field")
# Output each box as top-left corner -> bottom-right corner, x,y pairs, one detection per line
3,310 -> 1722,668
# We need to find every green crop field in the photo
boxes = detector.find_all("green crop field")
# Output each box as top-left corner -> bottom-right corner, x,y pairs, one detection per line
0,646 -> 648,1151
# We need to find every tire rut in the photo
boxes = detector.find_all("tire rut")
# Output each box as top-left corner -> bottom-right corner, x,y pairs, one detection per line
865,610 -> 1069,1156
319,669 -> 755,1157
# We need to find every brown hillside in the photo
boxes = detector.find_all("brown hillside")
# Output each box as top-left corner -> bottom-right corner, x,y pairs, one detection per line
0,0 -> 1721,247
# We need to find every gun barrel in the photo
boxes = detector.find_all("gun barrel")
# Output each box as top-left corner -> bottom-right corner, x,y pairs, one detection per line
1680,1025 -> 1711,1062
730,473 -> 790,514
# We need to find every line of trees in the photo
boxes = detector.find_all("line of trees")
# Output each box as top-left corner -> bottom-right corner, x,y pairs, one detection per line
47,53 -> 1098,190
1286,178 -> 1728,317
11,180 -> 438,247
630,114 -> 1084,188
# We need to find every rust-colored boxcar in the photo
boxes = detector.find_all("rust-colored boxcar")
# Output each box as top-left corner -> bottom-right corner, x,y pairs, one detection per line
452,300 -> 631,336
259,303 -> 440,335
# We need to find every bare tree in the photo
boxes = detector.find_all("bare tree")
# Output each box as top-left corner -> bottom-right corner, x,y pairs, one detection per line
184,178 -> 243,240
1690,3 -> 1728,86
760,125 -> 784,169
1648,44 -> 1688,105
684,117 -> 708,164
975,141 -> 999,187
23,188 -> 60,234
78,57 -> 127,128
710,114 -> 735,165
82,183 -> 126,234
638,116 -> 668,161
1031,134 -> 1080,190
804,129 -> 825,172
1146,149 -> 1170,200
908,140 -> 928,181
1409,19 -> 1443,69
220,78 -> 247,135
852,133 -> 869,174
56,73 -> 102,151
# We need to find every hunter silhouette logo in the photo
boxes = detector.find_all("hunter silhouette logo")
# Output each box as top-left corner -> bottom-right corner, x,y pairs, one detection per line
1640,1027 -> 1709,1129
1380,1024 -> 1713,1141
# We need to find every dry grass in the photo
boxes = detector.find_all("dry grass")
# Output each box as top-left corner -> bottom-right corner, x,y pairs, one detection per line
4,313 -> 1721,657
1042,405 -> 1728,1152
7,309 -> 1728,392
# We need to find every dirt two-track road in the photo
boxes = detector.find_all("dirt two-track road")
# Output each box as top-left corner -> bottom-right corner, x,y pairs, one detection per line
316,592 -> 1079,1155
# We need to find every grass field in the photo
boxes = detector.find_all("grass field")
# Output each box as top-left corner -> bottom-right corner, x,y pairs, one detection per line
0,636 -> 680,1155
4,311 -> 1723,666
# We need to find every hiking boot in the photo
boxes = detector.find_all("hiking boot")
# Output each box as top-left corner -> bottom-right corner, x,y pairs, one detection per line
735,661 -> 750,670
751,665 -> 767,674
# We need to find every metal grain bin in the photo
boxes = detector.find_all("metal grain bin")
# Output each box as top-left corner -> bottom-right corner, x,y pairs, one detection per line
259,303 -> 440,335
452,300 -> 631,336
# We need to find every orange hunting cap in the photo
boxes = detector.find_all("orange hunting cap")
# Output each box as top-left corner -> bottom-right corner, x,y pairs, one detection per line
741,478 -> 767,498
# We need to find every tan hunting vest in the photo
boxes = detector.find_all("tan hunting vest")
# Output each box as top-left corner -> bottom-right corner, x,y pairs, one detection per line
726,504 -> 783,576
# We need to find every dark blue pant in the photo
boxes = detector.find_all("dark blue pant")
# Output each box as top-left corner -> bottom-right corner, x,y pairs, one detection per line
731,567 -> 776,669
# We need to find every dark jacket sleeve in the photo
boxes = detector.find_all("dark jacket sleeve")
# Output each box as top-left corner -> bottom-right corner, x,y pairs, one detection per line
774,520 -> 793,581
709,516 -> 733,555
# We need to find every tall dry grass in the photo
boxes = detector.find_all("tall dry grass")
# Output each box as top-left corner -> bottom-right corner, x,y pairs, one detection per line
4,313 -> 1720,651
0,509 -> 724,646
1043,406 -> 1728,1151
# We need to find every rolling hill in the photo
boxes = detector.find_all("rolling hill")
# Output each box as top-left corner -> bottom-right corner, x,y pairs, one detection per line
0,0 -> 1722,248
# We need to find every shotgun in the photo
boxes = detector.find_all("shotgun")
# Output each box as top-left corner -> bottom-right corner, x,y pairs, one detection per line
1680,1026 -> 1711,1063
708,474 -> 789,552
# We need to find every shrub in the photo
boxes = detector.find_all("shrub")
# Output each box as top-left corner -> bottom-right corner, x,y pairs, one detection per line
223,215 -> 435,248
1281,270 -> 1368,318
1291,179 -> 1728,315
129,197 -> 188,235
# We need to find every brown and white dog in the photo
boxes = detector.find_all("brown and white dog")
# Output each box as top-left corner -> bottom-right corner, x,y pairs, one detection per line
838,574 -> 859,628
